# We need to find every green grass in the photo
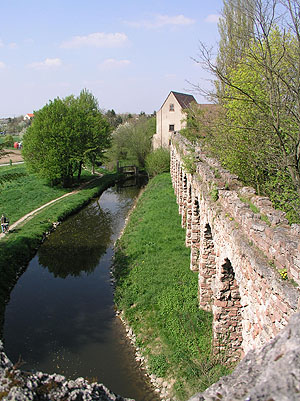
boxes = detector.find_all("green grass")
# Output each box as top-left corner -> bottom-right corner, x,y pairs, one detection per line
114,173 -> 228,400
0,164 -> 98,224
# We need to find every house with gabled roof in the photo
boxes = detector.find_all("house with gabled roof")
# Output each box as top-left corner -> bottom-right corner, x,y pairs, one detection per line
24,113 -> 34,121
153,91 -> 197,149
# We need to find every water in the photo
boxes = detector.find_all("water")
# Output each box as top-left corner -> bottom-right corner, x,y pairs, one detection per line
3,184 -> 160,401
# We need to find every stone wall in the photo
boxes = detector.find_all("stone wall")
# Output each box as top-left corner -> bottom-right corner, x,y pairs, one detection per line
171,133 -> 300,358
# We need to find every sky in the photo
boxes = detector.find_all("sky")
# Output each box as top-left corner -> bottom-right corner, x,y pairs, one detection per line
0,0 -> 223,117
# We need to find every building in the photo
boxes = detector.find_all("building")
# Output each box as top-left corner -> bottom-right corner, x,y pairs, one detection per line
152,91 -> 197,149
24,113 -> 34,121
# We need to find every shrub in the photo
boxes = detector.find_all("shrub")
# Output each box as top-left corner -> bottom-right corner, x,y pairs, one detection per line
4,135 -> 14,147
145,148 -> 170,177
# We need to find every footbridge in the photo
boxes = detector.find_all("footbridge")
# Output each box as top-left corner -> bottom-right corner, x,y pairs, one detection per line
171,133 -> 300,360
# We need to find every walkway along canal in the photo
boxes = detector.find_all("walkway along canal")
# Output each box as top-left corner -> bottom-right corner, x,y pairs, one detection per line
2,183 -> 159,401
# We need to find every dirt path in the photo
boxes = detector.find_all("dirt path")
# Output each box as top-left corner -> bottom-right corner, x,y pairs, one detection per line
0,149 -> 23,165
0,175 -> 102,240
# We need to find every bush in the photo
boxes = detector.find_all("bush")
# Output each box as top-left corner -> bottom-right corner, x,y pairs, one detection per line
4,135 -> 14,147
145,148 -> 170,177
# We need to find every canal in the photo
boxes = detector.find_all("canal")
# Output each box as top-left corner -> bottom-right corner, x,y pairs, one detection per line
2,183 -> 159,401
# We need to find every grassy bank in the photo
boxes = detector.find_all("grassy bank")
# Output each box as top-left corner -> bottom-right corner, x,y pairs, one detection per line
114,173 -> 228,400
0,165 -> 95,224
0,166 -> 120,335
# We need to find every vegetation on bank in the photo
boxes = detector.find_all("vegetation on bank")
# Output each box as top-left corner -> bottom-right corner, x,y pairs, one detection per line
113,173 -> 228,400
22,90 -> 111,186
0,165 -> 120,331
106,115 -> 156,170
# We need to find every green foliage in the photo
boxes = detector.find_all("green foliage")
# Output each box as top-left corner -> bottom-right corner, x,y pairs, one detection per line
114,174 -> 228,399
182,150 -> 197,174
180,103 -> 207,142
193,2 -> 300,223
22,90 -> 111,187
145,148 -> 170,177
105,109 -> 123,128
148,354 -> 169,377
279,268 -> 288,280
107,116 -> 156,169
3,135 -> 14,147
210,186 -> 219,202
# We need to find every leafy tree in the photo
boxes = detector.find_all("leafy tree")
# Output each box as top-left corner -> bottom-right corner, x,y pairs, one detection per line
190,0 -> 300,222
145,148 -> 170,177
108,116 -> 156,168
22,90 -> 111,186
105,109 -> 123,128
4,135 -> 14,147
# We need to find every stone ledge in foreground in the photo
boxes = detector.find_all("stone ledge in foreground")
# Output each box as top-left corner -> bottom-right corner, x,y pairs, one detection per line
0,342 -> 133,401
188,312 -> 300,401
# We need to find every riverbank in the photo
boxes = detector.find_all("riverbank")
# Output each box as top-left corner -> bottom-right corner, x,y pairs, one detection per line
113,173 -> 228,401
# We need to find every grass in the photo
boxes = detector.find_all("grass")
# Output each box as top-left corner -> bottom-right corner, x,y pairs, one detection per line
0,165 -> 103,224
114,173 -> 228,400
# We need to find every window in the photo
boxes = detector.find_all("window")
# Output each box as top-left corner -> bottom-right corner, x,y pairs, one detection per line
169,103 -> 174,111
169,124 -> 175,132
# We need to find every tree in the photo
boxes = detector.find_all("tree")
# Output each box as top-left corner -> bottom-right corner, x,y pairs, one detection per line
22,90 -> 111,186
191,0 -> 300,222
105,109 -> 123,129
107,116 -> 156,169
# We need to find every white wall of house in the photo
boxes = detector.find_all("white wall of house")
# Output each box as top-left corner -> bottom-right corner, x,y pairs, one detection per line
153,92 -> 187,149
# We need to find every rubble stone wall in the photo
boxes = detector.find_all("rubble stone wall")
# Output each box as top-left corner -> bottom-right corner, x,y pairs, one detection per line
171,133 -> 300,358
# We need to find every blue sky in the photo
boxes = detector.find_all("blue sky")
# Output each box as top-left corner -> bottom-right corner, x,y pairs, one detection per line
0,0 -> 223,117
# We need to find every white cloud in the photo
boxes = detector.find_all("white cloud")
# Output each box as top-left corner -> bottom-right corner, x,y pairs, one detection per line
8,42 -> 17,48
0,61 -> 5,69
205,14 -> 221,23
100,58 -> 130,68
61,32 -> 128,49
0,40 -> 3,48
28,58 -> 62,70
125,14 -> 195,29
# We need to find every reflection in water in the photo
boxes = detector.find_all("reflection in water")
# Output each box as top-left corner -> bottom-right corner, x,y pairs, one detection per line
38,203 -> 113,278
3,185 -> 159,401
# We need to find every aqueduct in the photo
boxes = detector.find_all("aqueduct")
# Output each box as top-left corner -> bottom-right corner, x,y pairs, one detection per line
170,133 -> 300,360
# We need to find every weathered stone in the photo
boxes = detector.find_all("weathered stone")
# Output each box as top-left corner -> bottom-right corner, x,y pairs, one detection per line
188,312 -> 300,401
0,342 -> 133,401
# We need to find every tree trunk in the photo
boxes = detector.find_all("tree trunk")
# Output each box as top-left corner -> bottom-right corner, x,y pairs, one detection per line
77,161 -> 83,182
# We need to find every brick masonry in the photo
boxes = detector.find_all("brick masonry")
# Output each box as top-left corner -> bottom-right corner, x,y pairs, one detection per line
170,133 -> 300,359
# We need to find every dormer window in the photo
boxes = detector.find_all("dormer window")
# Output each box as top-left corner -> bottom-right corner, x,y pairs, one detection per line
169,103 -> 175,111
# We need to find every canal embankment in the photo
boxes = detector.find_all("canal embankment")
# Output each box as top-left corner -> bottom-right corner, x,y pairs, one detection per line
113,173 -> 228,401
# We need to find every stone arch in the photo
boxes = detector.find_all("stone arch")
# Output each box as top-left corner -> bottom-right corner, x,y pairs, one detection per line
176,167 -> 183,208
213,258 -> 243,361
199,223 -> 216,311
190,196 -> 201,271
181,175 -> 188,227
185,184 -> 193,246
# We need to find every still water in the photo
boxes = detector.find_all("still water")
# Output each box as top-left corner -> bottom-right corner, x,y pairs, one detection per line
3,184 -> 159,401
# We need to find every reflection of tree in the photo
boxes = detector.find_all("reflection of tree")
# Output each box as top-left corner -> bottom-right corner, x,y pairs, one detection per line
38,202 -> 113,278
